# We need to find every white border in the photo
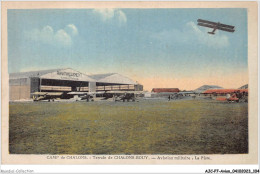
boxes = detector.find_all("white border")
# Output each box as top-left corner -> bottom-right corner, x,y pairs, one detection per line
1,0 -> 259,173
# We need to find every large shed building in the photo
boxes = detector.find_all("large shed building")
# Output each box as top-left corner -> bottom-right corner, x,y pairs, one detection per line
89,73 -> 143,91
9,68 -> 143,101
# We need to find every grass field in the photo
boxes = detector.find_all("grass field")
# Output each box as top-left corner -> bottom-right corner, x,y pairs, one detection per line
9,99 -> 248,154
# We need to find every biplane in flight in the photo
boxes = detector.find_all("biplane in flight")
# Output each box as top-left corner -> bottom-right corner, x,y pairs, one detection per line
197,19 -> 235,35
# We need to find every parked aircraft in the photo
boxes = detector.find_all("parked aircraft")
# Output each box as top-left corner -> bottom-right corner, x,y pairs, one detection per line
32,90 -> 144,102
197,19 -> 235,35
67,91 -> 104,102
31,92 -> 63,102
105,91 -> 144,102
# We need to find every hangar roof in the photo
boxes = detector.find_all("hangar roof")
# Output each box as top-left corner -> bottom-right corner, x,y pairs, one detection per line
89,73 -> 137,85
9,68 -> 63,79
89,73 -> 116,81
9,69 -> 137,85
9,68 -> 96,82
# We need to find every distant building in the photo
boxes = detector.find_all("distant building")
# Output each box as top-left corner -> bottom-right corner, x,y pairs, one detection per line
203,89 -> 248,96
151,88 -> 180,93
9,68 -> 143,101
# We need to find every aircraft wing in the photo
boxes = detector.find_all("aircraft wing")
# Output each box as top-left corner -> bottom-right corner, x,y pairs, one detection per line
31,92 -> 48,95
106,91 -> 127,94
45,92 -> 63,96
88,91 -> 106,95
106,91 -> 143,94
197,19 -> 235,33
68,91 -> 106,95
217,27 -> 235,33
31,92 -> 62,96
197,19 -> 235,29
197,23 -> 216,29
68,92 -> 88,95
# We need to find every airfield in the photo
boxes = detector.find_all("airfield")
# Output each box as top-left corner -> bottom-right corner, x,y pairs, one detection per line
9,98 -> 248,154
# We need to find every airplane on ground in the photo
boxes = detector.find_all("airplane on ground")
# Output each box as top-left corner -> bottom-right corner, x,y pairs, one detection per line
168,91 -> 196,100
31,92 -> 63,102
67,91 -> 104,102
32,90 -> 144,102
105,91 -> 144,102
197,19 -> 235,35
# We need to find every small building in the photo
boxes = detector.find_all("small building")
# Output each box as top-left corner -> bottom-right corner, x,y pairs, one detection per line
150,88 -> 180,98
151,88 -> 180,93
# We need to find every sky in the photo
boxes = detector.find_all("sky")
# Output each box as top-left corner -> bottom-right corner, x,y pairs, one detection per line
8,8 -> 248,91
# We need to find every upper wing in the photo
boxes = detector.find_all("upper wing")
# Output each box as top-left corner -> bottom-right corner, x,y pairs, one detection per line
197,19 -> 235,29
197,19 -> 235,33
31,92 -> 48,95
106,91 -> 143,94
87,91 -> 106,95
106,91 -> 127,94
197,22 -> 215,29
68,91 -> 106,95
67,92 -> 88,95
31,92 -> 63,96
217,27 -> 235,33
45,92 -> 63,96
198,19 -> 218,25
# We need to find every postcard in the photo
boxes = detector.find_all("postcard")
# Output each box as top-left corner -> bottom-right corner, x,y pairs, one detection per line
1,1 -> 258,165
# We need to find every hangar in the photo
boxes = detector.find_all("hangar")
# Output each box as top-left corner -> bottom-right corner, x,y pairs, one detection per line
9,68 -> 143,101
89,73 -> 143,92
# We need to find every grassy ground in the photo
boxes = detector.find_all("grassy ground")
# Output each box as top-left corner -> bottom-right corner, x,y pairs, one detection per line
9,99 -> 248,154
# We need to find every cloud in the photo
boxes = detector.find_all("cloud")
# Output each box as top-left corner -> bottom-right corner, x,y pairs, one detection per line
116,10 -> 127,24
93,9 -> 127,24
65,24 -> 78,36
151,21 -> 230,48
26,24 -> 78,47
93,9 -> 115,21
55,29 -> 72,46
